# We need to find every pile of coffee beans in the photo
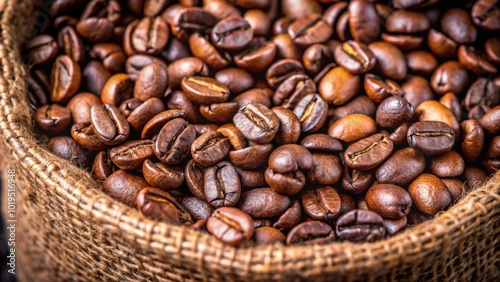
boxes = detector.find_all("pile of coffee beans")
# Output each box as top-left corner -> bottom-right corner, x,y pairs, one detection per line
26,0 -> 499,246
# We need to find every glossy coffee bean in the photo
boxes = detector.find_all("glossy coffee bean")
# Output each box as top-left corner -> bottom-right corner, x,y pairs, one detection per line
440,8 -> 477,44
143,159 -> 184,191
464,78 -> 499,111
180,196 -> 213,221
171,7 -> 217,42
237,188 -> 291,218
234,37 -> 277,73
181,76 -> 230,105
204,161 -> 241,208
406,50 -> 438,75
167,57 -> 209,89
233,88 -> 273,109
344,133 -> 394,171
26,34 -> 58,65
368,41 -> 407,80
83,61 -> 111,95
254,227 -> 285,245
90,43 -> 125,73
376,96 -> 414,129
330,95 -> 376,121
189,33 -> 230,70
293,94 -> 328,133
328,114 -> 377,143
480,106 -> 500,135
141,110 -> 186,140
273,74 -> 316,109
191,131 -> 231,167
288,13 -> 332,47
125,54 -> 167,81
165,91 -> 202,124
301,186 -> 341,222
93,151 -> 115,181
155,118 -> 196,165
67,93 -> 102,124
215,68 -> 255,95
430,61 -> 469,96
376,147 -> 425,186
273,200 -> 302,232
472,0 -> 500,31
71,123 -> 107,151
185,159 -> 206,199
101,73 -> 133,106
458,45 -> 498,75
109,140 -> 154,171
407,121 -> 455,155
51,55 -> 81,104
134,62 -> 169,101
336,209 -> 386,242
365,184 -> 412,219
272,107 -> 301,145
35,104 -> 71,134
383,217 -> 407,236
90,104 -> 130,145
266,59 -> 304,89
286,221 -> 335,246
363,74 -> 403,104
461,119 -> 485,161
233,103 -> 280,144
319,66 -> 360,105
207,207 -> 253,246
48,136 -> 90,167
402,76 -> 434,109
429,150 -> 465,178
229,144 -> 273,170
199,102 -> 239,124
408,173 -> 452,215
349,0 -> 380,44
211,16 -> 253,51
103,170 -> 149,208
268,144 -> 313,174
265,167 -> 306,195
137,187 -> 193,225
334,40 -> 376,74
131,17 -> 169,55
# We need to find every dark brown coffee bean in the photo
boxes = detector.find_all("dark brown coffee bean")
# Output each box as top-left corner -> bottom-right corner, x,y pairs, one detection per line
155,118 -> 196,165
407,121 -> 455,155
273,74 -> 316,109
301,186 -> 341,222
439,93 -> 462,123
236,188 -> 291,218
120,97 -> 143,118
48,136 -> 90,167
26,34 -> 58,65
109,140 -> 154,171
461,119 -> 485,161
207,207 -> 253,246
233,103 -> 280,144
93,151 -> 115,181
235,167 -> 266,188
233,88 -> 273,109
286,221 -> 335,246
402,76 -> 434,109
229,144 -> 273,170
76,0 -> 118,42
336,209 -> 386,242
480,106 -> 500,135
211,16 -> 253,51
67,93 -> 102,124
71,122 -> 107,151
442,178 -> 469,204
101,73 -> 133,106
127,98 -> 165,132
185,159 -> 206,199
441,8 -> 477,44
328,114 -> 377,143
365,184 -> 412,219
171,7 -> 217,42
431,61 -> 469,96
349,0 -> 380,44
408,173 -> 452,215
288,13 -> 332,47
268,144 -> 313,174
368,41 -> 407,80
180,196 -> 214,221
293,94 -> 328,133
458,45 -> 498,75
265,167 -> 306,196
199,102 -> 238,124
131,16 -> 169,55
189,33 -> 230,70
191,131 -> 231,167
90,43 -> 125,73
472,0 -> 500,31
51,55 -> 81,104
204,161 -> 241,208
406,50 -> 438,75
137,187 -> 193,225
204,0 -> 241,20
35,104 -> 71,134
181,76 -> 230,105
363,74 -> 403,104
167,57 -> 209,89
383,217 -> 407,236
307,153 -> 342,185
103,170 -> 149,208
141,110 -> 186,140
125,54 -> 167,81
254,226 -> 285,245
344,133 -> 394,171
427,29 -> 458,58
215,68 -> 255,95
266,59 -> 304,89
376,147 -> 425,186
143,159 -> 184,191
341,166 -> 373,195
484,136 -> 500,173
272,34 -> 301,60
166,91 -> 202,124
464,78 -> 499,112
271,107 -> 301,145
463,166 -> 488,188
300,134 -> 343,153
319,66 -> 360,106
376,96 -> 414,129
485,37 -> 500,64
83,61 -> 111,95
143,0 -> 169,17
234,37 -> 277,73
272,200 -> 302,231
430,150 -> 464,178
217,123 -> 247,150
91,104 -> 130,145
134,62 -> 168,101
330,95 -> 376,121
334,40 -> 376,74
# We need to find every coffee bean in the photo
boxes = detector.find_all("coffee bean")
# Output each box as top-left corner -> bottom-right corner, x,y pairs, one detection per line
83,61 -> 111,95
268,144 -> 313,174
131,16 -> 169,55
429,150 -> 465,178
439,93 -> 462,123
464,78 -> 499,111
180,196 -> 214,222
430,61 -> 469,95
334,40 -> 376,74
229,144 -> 273,170
408,173 -> 452,215
472,0 -> 500,31
328,114 -> 377,143
167,57 -> 209,89
171,7 -> 217,42
441,8 -> 477,44
234,37 -> 277,73
67,93 -> 102,124
191,131 -> 231,167
272,34 -> 301,60
51,55 -> 81,104
341,166 -> 373,195
383,217 -> 407,236
265,167 -> 306,195
48,135 -> 90,167
91,104 -> 130,145
349,0 -> 380,44
301,186 -> 341,221
101,73 -> 133,106
402,76 -> 434,109
306,153 -> 342,185
288,13 -> 332,47
336,209 -> 386,242
155,118 -> 196,165
365,184 -> 412,219
376,147 -> 425,186
35,104 -> 71,134
93,151 -> 115,181
368,41 -> 407,80
103,170 -> 149,208
232,88 -> 273,109
166,91 -> 202,124
286,221 -> 335,246
293,94 -> 328,133
125,54 -> 167,81
458,45 -> 498,75
406,50 -> 438,75
189,33 -> 230,70
71,122 -> 107,151
266,59 -> 304,89
181,76 -> 230,105
407,121 -> 455,155
110,140 -> 155,171
319,66 -> 360,105
344,133 -> 394,170
215,68 -> 255,95
273,74 -> 316,109
207,207 -> 253,246
185,159 -> 206,199
90,43 -> 125,73
26,34 -> 58,65
137,187 -> 193,225
480,106 -> 500,135
142,159 -> 184,191
204,161 -> 241,208
141,110 -> 186,140
254,226 -> 285,245
237,188 -> 291,218
134,62 -> 169,101
376,96 -> 414,129
461,119 -> 485,161
233,103 -> 280,144
211,16 -> 253,51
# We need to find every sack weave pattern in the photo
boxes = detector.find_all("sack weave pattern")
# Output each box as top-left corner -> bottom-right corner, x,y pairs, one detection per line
0,0 -> 498,281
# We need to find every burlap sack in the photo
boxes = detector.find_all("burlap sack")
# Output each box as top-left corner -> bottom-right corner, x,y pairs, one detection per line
0,0 -> 499,281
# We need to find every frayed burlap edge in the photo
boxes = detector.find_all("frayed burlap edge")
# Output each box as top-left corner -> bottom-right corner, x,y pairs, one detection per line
0,0 -> 499,281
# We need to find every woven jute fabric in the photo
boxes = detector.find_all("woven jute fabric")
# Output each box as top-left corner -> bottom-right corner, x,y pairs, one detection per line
0,0 -> 499,281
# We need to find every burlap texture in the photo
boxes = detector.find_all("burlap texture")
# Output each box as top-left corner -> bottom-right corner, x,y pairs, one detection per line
0,0 -> 499,281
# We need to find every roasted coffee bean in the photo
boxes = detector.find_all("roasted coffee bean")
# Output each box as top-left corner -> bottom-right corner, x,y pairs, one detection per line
344,133 -> 394,171
348,0 -> 380,44
229,144 -> 273,170
268,144 -> 313,174
431,61 -> 469,96
189,33 -> 230,70
334,40 -> 376,74
142,159 -> 184,191
207,207 -> 253,246
90,43 -> 125,73
76,0 -> 118,42
330,95 -> 376,121
383,217 -> 407,236
406,50 -> 438,75
480,106 -> 500,135
416,100 -> 460,138
266,59 -> 304,89
167,57 -> 209,89
127,98 -> 165,132
137,187 -> 193,225
336,209 -> 386,242
319,66 -> 360,106
233,103 -> 280,144
141,110 -> 186,140
407,121 -> 455,155
439,93 -> 462,123
464,166 -> 488,188
204,161 -> 241,208
408,173 -> 452,215
83,61 -> 111,95
51,55 -> 81,104
485,37 -> 500,64
302,44 -> 332,75
93,151 -> 115,181
130,16 -> 169,55
144,0 -> 170,17
155,118 -> 196,165
376,147 -> 425,186
388,122 -> 411,145
464,78 -> 499,112
328,114 -> 377,143
71,122 -> 107,151
301,186 -> 341,222
171,7 -> 217,42
90,104 -> 130,145
272,34 -> 301,60
293,94 -> 328,133
119,98 -> 143,118
179,197 -> 213,223
265,167 -> 306,195
191,131 -> 231,167
211,16 -> 253,51
306,153 -> 342,185
26,34 -> 58,65
365,184 -> 412,219
48,136 -> 90,167
273,74 -> 316,109
301,134 -> 343,153
215,68 -> 255,95
204,0 -> 241,20
427,29 -> 458,58
199,102 -> 239,124
288,13 -> 332,47
233,88 -> 273,109
103,170 -> 149,208
109,140 -> 154,171
363,74 -> 403,104
185,159 -> 206,199
234,37 -> 277,73
237,188 -> 290,218
442,178 -> 469,203
376,96 -> 414,129
165,91 -> 202,124
181,76 -> 230,105
101,73 -> 133,106
286,221 -> 335,246
272,200 -> 302,231
461,119 -> 485,162
441,8 -> 477,44
235,167 -> 266,188
35,104 -> 71,134
458,45 -> 498,75
272,107 -> 301,145
67,93 -> 102,124
402,76 -> 433,109
368,41 -> 407,81
472,0 -> 500,31
484,136 -> 500,173
125,54 -> 167,81
254,226 -> 285,245
134,62 -> 168,101
217,123 -> 247,150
